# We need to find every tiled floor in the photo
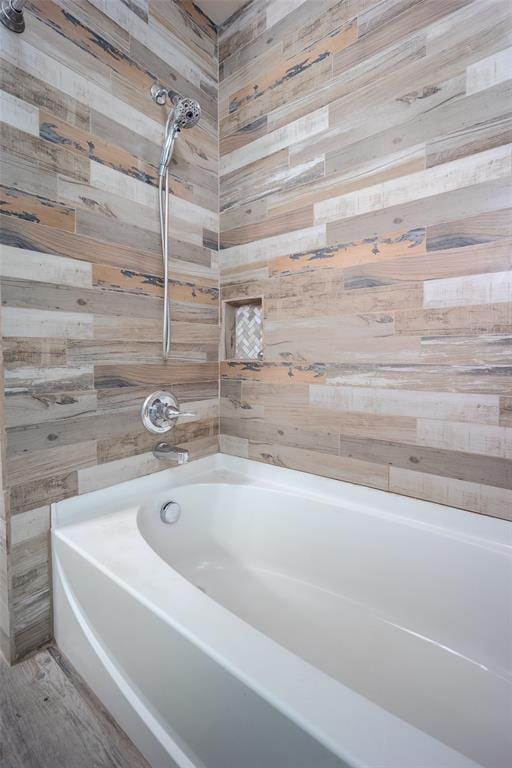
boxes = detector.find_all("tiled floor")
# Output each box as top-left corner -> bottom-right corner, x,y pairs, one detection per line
0,646 -> 149,768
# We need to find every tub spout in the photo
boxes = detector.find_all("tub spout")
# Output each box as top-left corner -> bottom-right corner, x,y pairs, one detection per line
153,443 -> 189,464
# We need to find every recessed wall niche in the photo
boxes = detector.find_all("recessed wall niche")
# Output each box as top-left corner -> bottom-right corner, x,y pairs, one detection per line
222,298 -> 263,361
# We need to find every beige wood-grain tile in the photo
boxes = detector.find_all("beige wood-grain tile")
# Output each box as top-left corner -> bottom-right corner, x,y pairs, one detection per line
389,466 -> 512,521
1,308 -> 93,340
309,385 -> 500,424
314,145 -> 512,225
0,648 -> 152,766
0,245 -> 92,288
1,0 -> 220,659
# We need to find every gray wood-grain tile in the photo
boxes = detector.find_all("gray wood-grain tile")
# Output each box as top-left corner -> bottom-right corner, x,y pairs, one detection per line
0,646 -> 151,768
0,0 -> 219,661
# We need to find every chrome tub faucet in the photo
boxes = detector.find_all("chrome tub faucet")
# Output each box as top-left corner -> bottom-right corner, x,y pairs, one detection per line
153,443 -> 189,464
141,391 -> 194,464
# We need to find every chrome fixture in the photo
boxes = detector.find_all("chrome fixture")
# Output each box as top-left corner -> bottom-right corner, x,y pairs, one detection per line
0,0 -> 26,33
154,444 -> 189,464
151,84 -> 201,361
157,92 -> 200,177
151,84 -> 168,106
141,391 -> 195,434
160,500 -> 182,523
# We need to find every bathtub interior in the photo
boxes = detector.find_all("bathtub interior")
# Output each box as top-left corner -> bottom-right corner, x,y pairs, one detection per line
137,476 -> 512,768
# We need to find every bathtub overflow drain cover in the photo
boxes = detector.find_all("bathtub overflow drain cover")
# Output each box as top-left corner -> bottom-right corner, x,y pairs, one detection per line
160,501 -> 181,524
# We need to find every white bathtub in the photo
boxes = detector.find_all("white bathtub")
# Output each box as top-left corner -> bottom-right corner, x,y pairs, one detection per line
52,454 -> 512,768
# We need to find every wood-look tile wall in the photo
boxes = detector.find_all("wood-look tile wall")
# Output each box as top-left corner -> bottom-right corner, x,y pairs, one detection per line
0,292 -> 10,661
1,0 -> 511,663
218,0 -> 512,520
0,0 -> 219,661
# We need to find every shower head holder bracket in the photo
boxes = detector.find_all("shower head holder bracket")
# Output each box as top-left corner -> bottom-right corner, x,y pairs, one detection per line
151,84 -> 168,105
0,0 -> 26,33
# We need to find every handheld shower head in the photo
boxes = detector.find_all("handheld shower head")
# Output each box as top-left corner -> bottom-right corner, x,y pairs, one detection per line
172,97 -> 201,130
156,92 -> 201,176
150,84 -> 202,360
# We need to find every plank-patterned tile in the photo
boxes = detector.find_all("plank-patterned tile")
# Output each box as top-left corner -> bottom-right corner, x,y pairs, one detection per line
0,647 -> 152,761
7,441 -> 98,485
0,156 -> 59,201
325,80 -> 512,179
0,21 -> 164,143
0,245 -> 92,288
343,240 -> 512,289
388,467 -> 512,521
39,111 -> 159,189
0,89 -> 39,136
0,216 -> 164,275
218,0 -> 512,519
0,58 -> 91,130
2,339 -> 75,371
4,364 -> 94,396
0,123 -> 90,183
0,0 -> 219,661
5,390 -> 98,428
1,0 -> 511,665
0,185 -> 75,232
226,20 -> 357,129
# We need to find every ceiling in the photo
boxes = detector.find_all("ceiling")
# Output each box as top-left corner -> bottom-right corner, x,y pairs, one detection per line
194,0 -> 247,26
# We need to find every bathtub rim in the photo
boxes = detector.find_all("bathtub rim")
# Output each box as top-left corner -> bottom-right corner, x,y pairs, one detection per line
53,453 -> 511,550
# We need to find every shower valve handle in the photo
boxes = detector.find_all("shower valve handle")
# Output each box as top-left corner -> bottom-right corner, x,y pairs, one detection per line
142,391 -> 196,434
163,405 -> 196,420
